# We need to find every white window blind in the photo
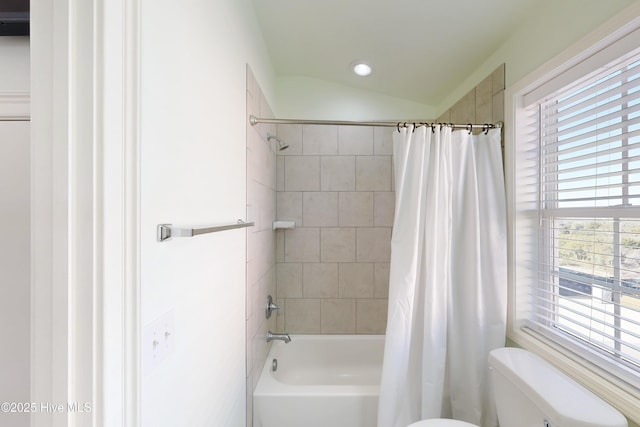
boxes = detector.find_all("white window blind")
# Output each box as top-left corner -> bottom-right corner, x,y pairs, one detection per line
528,45 -> 640,385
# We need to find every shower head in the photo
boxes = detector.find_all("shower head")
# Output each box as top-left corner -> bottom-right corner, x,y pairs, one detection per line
267,133 -> 289,151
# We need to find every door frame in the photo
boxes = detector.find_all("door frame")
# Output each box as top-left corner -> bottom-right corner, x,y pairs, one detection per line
30,0 -> 141,425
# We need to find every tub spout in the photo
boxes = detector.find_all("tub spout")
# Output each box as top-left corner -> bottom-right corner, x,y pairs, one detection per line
266,331 -> 291,343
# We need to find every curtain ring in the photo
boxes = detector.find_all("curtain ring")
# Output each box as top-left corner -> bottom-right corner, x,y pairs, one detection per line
467,124 -> 473,135
397,122 -> 401,132
431,123 -> 436,133
412,122 -> 416,133
483,124 -> 489,135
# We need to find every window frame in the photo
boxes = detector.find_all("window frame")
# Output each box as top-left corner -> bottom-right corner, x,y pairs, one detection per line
506,8 -> 640,425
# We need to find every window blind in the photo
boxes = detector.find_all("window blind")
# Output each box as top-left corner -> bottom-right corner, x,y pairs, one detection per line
528,45 -> 640,383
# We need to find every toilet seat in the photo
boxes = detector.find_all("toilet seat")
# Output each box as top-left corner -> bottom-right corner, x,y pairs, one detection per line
407,419 -> 479,427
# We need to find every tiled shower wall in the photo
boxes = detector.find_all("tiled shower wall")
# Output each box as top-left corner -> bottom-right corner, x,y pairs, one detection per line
274,124 -> 395,334
246,65 -> 277,427
437,64 -> 505,133
272,64 -> 505,337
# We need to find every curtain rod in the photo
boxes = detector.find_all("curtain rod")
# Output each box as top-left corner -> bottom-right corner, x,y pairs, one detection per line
249,115 -> 503,130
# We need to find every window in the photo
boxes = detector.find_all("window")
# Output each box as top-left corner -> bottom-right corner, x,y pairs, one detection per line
513,29 -> 640,394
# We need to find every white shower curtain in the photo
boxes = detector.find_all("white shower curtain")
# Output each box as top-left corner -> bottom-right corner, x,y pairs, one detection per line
378,125 -> 506,427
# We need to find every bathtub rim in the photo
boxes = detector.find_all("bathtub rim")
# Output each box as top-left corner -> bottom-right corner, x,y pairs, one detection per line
253,334 -> 385,397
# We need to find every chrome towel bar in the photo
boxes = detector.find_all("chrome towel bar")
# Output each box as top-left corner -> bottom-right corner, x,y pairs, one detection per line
157,220 -> 254,242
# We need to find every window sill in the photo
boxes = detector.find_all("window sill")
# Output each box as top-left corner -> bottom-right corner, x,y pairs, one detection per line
508,327 -> 640,425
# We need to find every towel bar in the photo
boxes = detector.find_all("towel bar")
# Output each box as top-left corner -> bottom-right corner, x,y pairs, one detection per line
157,220 -> 254,242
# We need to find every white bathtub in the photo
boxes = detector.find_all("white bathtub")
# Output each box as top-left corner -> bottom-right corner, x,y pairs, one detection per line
253,334 -> 385,427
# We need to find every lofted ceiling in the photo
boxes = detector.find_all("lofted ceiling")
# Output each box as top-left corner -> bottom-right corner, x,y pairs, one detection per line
251,0 -> 543,106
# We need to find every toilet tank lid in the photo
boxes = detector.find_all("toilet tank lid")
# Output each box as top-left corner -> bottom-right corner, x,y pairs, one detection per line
488,348 -> 627,427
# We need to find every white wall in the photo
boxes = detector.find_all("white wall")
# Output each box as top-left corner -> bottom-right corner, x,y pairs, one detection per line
139,1 -> 274,426
0,37 -> 30,91
0,36 -> 29,427
275,75 -> 435,121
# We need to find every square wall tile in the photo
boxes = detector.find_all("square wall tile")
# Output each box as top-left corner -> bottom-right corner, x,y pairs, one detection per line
476,75 -> 493,125
275,297 -> 285,333
303,263 -> 339,298
276,263 -> 302,298
493,91 -> 505,124
247,88 -> 259,130
250,271 -> 268,323
246,65 -> 257,99
255,185 -> 276,232
321,299 -> 356,334
374,192 -> 395,226
356,156 -> 392,191
374,263 -> 390,298
285,299 -> 321,333
276,191 -> 302,226
356,227 -> 391,262
437,110 -> 451,124
321,228 -> 356,262
252,315 -> 268,367
303,192 -> 338,226
251,335 -> 265,390
492,63 -> 505,95
247,229 -> 275,279
284,156 -> 320,191
276,124 -> 303,156
247,128 -> 270,187
259,92 -> 274,123
265,266 -> 277,302
284,228 -> 320,262
258,111 -> 275,147
276,230 -> 284,263
321,156 -> 355,191
246,306 -> 260,355
338,192 -> 373,226
339,263 -> 374,298
374,127 -> 394,155
451,90 -> 476,124
338,126 -> 373,155
391,161 -> 395,192
276,157 -> 285,191
303,124 -> 338,155
246,376 -> 253,427
356,299 -> 388,334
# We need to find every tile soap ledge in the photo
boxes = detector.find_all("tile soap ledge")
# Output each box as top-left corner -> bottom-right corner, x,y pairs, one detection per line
273,220 -> 296,230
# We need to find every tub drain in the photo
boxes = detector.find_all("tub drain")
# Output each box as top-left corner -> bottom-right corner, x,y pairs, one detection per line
271,358 -> 278,372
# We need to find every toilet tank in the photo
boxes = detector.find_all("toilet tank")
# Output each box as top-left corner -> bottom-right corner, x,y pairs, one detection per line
488,348 -> 627,427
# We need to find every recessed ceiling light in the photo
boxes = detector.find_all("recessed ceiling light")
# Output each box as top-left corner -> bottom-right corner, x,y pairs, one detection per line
352,62 -> 372,77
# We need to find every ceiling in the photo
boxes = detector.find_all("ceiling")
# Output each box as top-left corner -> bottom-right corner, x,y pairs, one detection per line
251,0 -> 543,106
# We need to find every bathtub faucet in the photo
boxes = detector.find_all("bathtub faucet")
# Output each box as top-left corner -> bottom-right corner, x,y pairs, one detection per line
266,331 -> 291,343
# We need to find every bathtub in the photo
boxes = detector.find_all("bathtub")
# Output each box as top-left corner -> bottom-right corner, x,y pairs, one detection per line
253,334 -> 384,427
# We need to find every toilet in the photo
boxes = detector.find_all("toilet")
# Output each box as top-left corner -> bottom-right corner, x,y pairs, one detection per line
408,347 -> 628,427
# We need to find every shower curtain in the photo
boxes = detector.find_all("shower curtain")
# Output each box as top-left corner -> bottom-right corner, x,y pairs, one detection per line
378,125 -> 506,427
